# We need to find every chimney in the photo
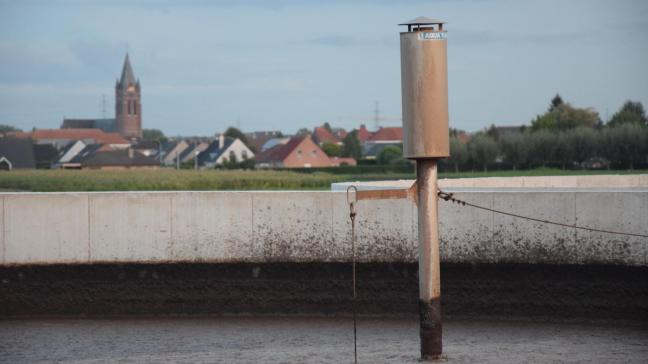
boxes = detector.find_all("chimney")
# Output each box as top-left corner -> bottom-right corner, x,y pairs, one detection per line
219,133 -> 225,147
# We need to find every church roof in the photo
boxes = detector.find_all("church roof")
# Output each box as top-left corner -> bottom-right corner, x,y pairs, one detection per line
119,54 -> 137,87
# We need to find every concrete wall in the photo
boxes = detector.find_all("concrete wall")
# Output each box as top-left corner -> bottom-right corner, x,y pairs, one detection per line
332,174 -> 648,191
1,190 -> 646,266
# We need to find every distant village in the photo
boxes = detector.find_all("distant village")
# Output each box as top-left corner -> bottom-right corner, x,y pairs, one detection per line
2,55 -> 644,172
0,55 -> 410,171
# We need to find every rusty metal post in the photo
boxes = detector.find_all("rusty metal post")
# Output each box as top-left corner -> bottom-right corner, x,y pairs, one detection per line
416,159 -> 442,360
399,16 -> 449,361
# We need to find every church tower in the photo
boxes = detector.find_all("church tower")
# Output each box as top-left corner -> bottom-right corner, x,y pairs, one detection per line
115,54 -> 142,140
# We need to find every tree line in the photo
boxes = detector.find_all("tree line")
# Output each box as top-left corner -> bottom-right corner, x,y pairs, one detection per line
444,97 -> 648,172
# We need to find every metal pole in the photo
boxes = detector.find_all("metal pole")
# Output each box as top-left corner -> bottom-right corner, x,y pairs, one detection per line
416,159 -> 442,360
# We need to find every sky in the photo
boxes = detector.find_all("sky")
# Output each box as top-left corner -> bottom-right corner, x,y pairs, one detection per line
0,0 -> 647,136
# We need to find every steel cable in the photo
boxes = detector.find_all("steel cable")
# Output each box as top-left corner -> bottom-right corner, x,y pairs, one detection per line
437,189 -> 648,239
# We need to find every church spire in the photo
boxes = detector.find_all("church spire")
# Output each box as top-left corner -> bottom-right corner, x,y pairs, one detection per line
119,53 -> 136,88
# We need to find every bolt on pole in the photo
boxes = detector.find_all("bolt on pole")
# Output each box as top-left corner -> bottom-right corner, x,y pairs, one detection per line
398,16 -> 449,361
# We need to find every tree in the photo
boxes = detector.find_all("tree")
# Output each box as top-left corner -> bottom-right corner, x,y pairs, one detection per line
296,128 -> 310,136
531,99 -> 600,132
223,127 -> 255,152
608,101 -> 647,127
142,128 -> 166,142
376,145 -> 402,165
322,122 -> 333,133
499,133 -> 529,170
549,94 -> 564,112
468,133 -> 498,171
447,136 -> 468,172
341,130 -> 362,160
565,127 -> 599,168
0,124 -> 21,133
602,123 -> 647,169
321,141 -> 342,157
528,130 -> 556,167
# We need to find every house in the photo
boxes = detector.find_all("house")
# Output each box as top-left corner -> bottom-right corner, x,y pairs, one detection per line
178,142 -> 209,164
132,140 -> 161,157
356,124 -> 372,143
7,128 -> 130,149
161,140 -> 189,166
363,126 -> 403,155
245,130 -> 283,152
255,135 -> 332,168
260,137 -> 291,152
330,157 -> 357,166
61,118 -> 117,133
197,136 -> 254,169
67,145 -> 159,170
55,140 -> 87,168
0,138 -> 36,170
33,144 -> 60,169
312,126 -> 341,145
363,142 -> 403,160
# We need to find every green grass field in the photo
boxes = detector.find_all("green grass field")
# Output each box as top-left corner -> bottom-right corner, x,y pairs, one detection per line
0,168 -> 645,192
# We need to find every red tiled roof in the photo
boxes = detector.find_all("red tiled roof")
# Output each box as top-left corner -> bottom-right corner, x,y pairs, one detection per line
255,136 -> 304,163
312,127 -> 340,145
368,127 -> 403,142
8,129 -> 129,145
357,125 -> 371,142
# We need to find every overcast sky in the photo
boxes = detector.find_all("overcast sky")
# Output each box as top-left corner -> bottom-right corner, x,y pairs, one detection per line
1,0 -> 646,136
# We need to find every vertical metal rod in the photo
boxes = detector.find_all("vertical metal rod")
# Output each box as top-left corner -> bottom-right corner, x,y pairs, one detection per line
351,212 -> 357,364
416,159 -> 442,360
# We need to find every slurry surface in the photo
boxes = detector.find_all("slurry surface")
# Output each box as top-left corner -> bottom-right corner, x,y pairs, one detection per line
0,317 -> 646,363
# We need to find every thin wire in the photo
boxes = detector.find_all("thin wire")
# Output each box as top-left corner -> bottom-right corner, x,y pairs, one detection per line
350,206 -> 357,364
437,189 -> 648,239
347,186 -> 358,364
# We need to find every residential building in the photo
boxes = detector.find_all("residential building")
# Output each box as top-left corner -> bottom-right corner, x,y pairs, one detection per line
245,130 -> 283,152
363,142 -> 403,160
33,144 -> 59,169
312,126 -> 341,145
255,135 -> 332,168
197,135 -> 254,169
162,140 -> 189,166
363,126 -> 403,155
0,138 -> 36,170
67,146 -> 158,170
7,128 -> 130,149
356,124 -> 372,143
260,137 -> 290,152
55,140 -> 87,169
61,118 -> 117,133
132,140 -> 161,157
330,157 -> 357,166
178,142 -> 209,163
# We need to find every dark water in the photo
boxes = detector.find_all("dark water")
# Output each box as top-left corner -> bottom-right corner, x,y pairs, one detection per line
0,317 -> 646,363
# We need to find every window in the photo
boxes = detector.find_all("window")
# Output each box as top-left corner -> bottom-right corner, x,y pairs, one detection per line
311,150 -> 317,156
229,150 -> 236,160
127,101 -> 132,115
133,102 -> 137,115
242,150 -> 248,159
